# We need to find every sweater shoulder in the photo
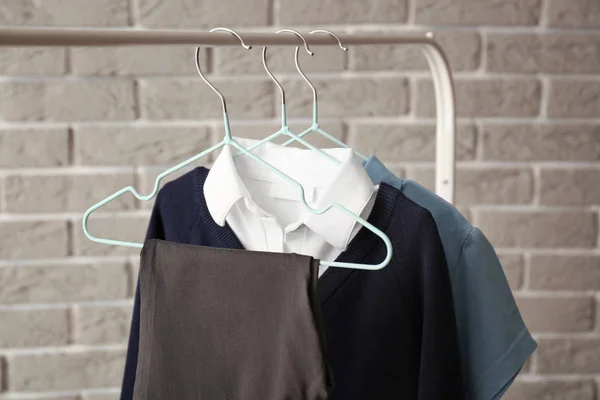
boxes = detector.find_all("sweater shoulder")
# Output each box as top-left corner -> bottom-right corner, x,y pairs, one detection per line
388,188 -> 443,248
153,167 -> 206,242
383,187 -> 448,280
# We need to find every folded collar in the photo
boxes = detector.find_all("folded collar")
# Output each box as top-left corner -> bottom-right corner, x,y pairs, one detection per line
204,138 -> 376,250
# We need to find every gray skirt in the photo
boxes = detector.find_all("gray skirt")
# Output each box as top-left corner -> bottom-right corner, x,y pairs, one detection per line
133,239 -> 332,400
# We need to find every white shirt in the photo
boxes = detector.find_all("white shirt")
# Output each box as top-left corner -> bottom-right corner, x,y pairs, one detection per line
204,138 -> 377,277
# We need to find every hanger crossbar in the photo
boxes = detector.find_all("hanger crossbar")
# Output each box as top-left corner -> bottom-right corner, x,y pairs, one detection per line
3,27 -> 441,47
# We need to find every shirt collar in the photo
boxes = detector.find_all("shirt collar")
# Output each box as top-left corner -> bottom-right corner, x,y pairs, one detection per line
204,138 -> 376,250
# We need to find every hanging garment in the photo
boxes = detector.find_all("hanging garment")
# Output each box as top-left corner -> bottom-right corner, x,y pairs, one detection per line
363,156 -> 537,400
203,138 -> 376,277
133,239 -> 331,400
205,139 -> 535,399
121,152 -> 535,400
121,169 -> 463,400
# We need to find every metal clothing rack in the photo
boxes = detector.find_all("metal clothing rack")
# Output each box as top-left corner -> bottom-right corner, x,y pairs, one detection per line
0,27 -> 457,203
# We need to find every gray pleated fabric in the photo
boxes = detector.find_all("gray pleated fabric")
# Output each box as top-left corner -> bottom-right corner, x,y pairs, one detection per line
133,239 -> 332,400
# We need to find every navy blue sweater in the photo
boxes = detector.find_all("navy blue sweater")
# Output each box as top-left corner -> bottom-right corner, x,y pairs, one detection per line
121,167 -> 463,399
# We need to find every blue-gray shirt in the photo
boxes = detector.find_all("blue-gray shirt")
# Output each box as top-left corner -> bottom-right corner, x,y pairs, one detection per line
364,156 -> 536,400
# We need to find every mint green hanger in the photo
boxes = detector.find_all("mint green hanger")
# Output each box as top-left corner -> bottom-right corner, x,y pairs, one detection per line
82,27 -> 392,270
245,29 -> 368,161
281,30 -> 367,160
239,29 -> 340,165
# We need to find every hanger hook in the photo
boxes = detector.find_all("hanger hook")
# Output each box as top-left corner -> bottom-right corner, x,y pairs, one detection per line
263,29 -> 314,111
210,27 -> 252,50
309,29 -> 348,51
274,28 -> 314,56
275,29 -> 317,104
196,28 -> 251,114
262,46 -> 286,106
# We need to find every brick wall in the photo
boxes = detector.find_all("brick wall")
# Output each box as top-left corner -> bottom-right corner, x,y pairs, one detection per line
0,0 -> 599,399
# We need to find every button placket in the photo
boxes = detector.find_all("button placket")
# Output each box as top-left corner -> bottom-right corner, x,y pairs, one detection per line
261,216 -> 284,253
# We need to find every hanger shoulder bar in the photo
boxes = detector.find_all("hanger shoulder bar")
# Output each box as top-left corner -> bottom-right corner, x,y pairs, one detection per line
0,27 -> 436,47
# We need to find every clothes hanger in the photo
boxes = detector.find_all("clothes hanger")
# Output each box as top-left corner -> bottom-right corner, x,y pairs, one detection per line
238,29 -> 340,166
243,29 -> 367,161
279,29 -> 368,161
82,27 -> 392,271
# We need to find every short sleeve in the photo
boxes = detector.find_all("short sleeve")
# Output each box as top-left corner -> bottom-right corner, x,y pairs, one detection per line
453,228 -> 536,400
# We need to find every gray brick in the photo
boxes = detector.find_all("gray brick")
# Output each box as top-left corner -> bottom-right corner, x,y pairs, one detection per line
410,167 -> 534,205
215,46 -> 346,75
480,123 -> 600,162
0,263 -> 130,304
138,0 -> 268,28
75,125 -> 212,166
74,215 -> 148,257
406,167 -> 435,191
7,350 -> 125,391
72,46 -> 200,76
459,168 -> 533,205
487,33 -> 600,74
477,211 -> 598,248
0,128 -> 69,168
0,221 -> 69,260
347,123 -> 477,162
516,296 -> 594,333
276,0 -> 407,24
284,78 -> 409,118
0,0 -> 129,26
351,31 -> 481,72
4,173 -> 136,213
75,305 -> 132,345
0,80 -> 135,121
84,394 -> 120,400
21,397 -> 79,400
498,254 -> 524,291
417,79 -> 541,117
537,338 -> 600,373
547,80 -> 600,118
140,79 -> 273,120
0,48 -> 66,75
530,255 -> 600,290
0,309 -> 69,348
547,0 -> 600,29
415,0 -> 541,25
503,380 -> 595,400
540,168 -> 600,206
